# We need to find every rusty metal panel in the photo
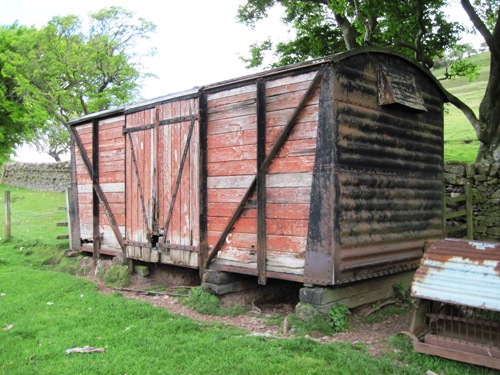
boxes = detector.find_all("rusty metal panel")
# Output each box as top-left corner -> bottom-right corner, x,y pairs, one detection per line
330,53 -> 445,285
412,238 -> 500,312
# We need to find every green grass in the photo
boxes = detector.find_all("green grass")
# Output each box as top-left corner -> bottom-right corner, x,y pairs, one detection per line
183,286 -> 247,316
0,184 -> 68,247
0,186 -> 498,374
436,52 -> 490,164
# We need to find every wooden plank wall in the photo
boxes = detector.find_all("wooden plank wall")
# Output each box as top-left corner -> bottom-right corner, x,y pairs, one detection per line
75,122 -> 93,250
264,72 -> 319,271
206,71 -> 320,276
206,83 -> 258,266
74,116 -> 125,255
125,109 -> 155,258
157,98 -> 199,267
97,116 -> 126,252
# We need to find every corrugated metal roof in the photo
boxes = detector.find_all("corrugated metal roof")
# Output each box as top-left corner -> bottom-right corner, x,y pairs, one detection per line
411,238 -> 500,312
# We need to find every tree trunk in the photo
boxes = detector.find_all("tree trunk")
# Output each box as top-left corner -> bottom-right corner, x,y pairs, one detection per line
461,0 -> 500,163
333,12 -> 359,50
48,151 -> 61,162
476,56 -> 500,162
475,31 -> 500,163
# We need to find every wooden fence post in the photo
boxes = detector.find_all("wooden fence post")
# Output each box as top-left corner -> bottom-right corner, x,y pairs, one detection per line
65,187 -> 73,247
466,182 -> 473,240
5,191 -> 11,240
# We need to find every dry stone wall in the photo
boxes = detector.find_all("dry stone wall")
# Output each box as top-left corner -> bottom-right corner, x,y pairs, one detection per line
444,162 -> 500,242
0,162 -> 70,192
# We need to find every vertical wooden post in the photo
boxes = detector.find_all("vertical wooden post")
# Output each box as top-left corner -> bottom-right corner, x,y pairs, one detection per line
5,190 -> 11,240
198,92 -> 208,278
65,187 -> 73,248
466,181 -> 473,240
256,79 -> 267,285
92,119 -> 100,266
69,136 -> 81,250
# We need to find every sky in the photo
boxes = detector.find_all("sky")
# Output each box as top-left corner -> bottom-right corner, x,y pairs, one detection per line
0,0 -> 481,162
0,0 -> 289,98
1,0 -> 290,162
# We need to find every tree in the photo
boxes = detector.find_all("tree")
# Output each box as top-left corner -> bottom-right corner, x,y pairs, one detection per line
2,6 -> 156,161
238,0 -> 500,164
0,24 -> 33,164
462,0 -> 500,163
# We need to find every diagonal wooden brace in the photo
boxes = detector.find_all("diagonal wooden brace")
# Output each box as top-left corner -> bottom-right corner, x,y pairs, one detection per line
70,126 -> 126,253
205,66 -> 326,268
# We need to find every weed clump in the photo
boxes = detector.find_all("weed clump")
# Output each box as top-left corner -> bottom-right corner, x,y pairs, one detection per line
57,256 -> 91,276
393,282 -> 415,306
95,261 -> 131,288
289,303 -> 335,336
285,303 -> 351,337
104,265 -> 131,287
327,303 -> 351,332
184,287 -> 245,316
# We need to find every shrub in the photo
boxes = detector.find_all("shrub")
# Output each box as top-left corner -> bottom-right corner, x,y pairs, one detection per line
393,282 -> 414,306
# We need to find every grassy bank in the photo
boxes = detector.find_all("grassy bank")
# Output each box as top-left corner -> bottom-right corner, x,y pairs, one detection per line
0,186 -> 497,374
439,52 -> 490,163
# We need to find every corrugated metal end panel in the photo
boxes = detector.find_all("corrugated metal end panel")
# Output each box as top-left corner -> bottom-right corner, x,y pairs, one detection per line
412,238 -> 500,312
333,53 -> 445,284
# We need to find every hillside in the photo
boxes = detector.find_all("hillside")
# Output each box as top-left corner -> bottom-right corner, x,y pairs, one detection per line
437,52 -> 490,163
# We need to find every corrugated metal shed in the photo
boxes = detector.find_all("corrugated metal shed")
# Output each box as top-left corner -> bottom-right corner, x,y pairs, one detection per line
412,239 -> 500,312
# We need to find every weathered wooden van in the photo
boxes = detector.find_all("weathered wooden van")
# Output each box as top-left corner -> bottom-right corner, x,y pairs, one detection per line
67,48 -> 448,289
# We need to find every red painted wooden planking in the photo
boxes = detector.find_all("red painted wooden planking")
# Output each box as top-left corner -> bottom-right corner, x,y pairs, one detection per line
208,203 -> 310,220
207,231 -> 307,254
267,155 -> 316,174
207,188 -> 254,203
207,160 -> 256,176
208,216 -> 308,237
265,87 -> 320,113
207,144 -> 257,163
208,129 -> 257,150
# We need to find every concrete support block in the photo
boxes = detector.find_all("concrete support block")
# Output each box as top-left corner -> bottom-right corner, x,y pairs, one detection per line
134,265 -> 149,277
202,269 -> 241,285
202,280 -> 254,295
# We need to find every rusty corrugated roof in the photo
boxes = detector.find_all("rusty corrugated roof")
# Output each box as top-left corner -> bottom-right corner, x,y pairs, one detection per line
411,238 -> 500,312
